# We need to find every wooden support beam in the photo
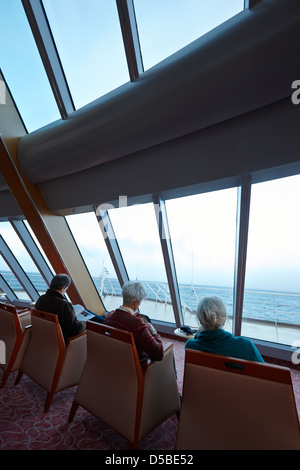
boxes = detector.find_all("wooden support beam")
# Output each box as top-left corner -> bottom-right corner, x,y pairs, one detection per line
0,136 -> 104,312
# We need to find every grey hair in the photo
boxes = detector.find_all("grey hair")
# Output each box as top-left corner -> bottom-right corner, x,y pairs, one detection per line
50,273 -> 71,291
196,296 -> 227,330
122,281 -> 147,305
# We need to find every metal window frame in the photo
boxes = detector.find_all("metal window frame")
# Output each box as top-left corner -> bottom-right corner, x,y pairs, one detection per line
244,0 -> 261,9
94,206 -> 129,288
21,0 -> 75,119
0,234 -> 40,302
232,175 -> 252,337
153,195 -> 183,328
9,219 -> 53,286
0,274 -> 18,303
116,0 -> 144,81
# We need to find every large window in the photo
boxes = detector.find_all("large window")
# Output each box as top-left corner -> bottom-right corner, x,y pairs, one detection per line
0,222 -> 43,300
243,175 -> 300,346
0,259 -> 25,301
134,0 -> 244,70
66,212 -> 121,311
43,0 -> 130,109
108,202 -> 174,323
165,188 -> 238,328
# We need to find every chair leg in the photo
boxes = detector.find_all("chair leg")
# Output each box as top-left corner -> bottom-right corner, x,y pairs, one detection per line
0,370 -> 9,388
14,370 -> 23,385
68,400 -> 79,423
44,391 -> 55,413
128,440 -> 138,450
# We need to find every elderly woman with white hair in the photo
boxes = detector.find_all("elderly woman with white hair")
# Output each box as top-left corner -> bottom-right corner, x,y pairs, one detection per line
185,296 -> 264,362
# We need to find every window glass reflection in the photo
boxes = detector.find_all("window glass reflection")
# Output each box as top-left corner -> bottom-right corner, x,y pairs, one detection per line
108,202 -> 175,324
0,257 -> 25,301
134,0 -> 244,70
165,188 -> 237,328
243,175 -> 300,346
23,221 -> 54,280
43,0 -> 130,109
65,212 -> 121,311
0,222 -> 45,298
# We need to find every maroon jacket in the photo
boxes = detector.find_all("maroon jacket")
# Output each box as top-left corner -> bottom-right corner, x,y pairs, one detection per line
105,308 -> 164,362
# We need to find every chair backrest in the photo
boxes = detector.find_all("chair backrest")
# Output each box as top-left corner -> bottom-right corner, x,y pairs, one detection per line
20,309 -> 66,391
74,321 -> 143,443
0,302 -> 24,371
176,349 -> 300,450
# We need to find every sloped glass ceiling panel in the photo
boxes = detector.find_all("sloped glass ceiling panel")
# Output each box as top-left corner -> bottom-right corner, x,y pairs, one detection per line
0,0 -> 60,132
134,0 -> 244,70
42,0 -> 130,109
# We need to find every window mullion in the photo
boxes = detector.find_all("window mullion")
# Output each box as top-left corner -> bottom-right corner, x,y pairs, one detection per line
153,195 -> 183,328
9,219 -> 53,286
116,0 -> 144,81
94,206 -> 129,288
0,234 -> 40,302
21,0 -> 75,119
233,175 -> 252,336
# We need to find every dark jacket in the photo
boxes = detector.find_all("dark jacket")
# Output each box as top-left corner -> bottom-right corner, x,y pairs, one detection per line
35,289 -> 86,342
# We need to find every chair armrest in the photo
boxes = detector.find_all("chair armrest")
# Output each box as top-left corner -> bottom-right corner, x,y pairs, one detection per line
66,329 -> 87,344
18,310 -> 31,330
145,341 -> 173,369
57,330 -> 87,391
139,342 -> 180,438
17,309 -> 31,315
163,341 -> 173,352
144,342 -> 174,372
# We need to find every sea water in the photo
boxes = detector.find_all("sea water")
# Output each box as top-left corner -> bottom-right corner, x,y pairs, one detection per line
2,271 -> 299,327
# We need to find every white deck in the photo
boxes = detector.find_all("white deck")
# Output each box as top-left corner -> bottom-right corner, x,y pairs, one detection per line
103,294 -> 300,348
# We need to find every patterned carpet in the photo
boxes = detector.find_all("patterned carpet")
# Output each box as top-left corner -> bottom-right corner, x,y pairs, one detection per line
0,336 -> 299,451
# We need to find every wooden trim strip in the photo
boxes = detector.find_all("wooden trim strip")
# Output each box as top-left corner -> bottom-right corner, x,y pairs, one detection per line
185,349 -> 292,385
86,321 -> 144,448
0,303 -> 23,386
0,137 -> 84,306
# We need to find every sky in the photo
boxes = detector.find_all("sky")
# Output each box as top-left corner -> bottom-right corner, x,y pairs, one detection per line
0,0 -> 244,131
65,176 -> 300,295
0,1 -> 300,296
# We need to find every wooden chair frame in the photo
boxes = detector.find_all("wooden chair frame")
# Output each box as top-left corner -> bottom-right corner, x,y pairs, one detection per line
176,349 -> 300,450
0,302 -> 31,388
15,309 -> 87,412
68,321 -> 180,449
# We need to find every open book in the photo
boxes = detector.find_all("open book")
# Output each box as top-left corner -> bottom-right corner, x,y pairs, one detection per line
74,304 -> 95,322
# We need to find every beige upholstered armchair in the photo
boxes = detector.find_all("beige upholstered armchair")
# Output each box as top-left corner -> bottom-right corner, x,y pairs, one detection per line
15,309 -> 87,412
68,321 -> 181,449
0,302 -> 31,388
176,349 -> 300,450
